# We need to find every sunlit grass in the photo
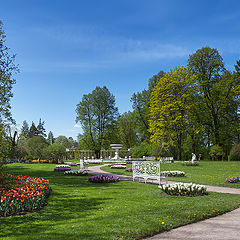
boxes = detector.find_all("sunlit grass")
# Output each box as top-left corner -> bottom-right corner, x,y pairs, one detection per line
102,161 -> 240,188
1,163 -> 240,240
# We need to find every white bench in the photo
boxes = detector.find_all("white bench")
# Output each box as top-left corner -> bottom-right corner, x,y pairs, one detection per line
132,161 -> 168,185
160,157 -> 174,163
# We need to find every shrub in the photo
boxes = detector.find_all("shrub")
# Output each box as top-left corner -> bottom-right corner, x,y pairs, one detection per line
162,171 -> 185,177
88,175 -> 120,183
229,144 -> 240,161
64,170 -> 88,176
159,182 -> 208,196
226,176 -> 240,183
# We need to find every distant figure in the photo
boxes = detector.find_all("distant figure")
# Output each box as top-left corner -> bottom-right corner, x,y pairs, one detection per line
198,154 -> 202,161
191,153 -> 197,163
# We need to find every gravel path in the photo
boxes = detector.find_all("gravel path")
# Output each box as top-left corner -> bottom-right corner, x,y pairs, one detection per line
88,164 -> 240,240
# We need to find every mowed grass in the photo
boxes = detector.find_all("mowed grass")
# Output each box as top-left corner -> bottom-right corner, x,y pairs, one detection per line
102,161 -> 240,188
1,163 -> 240,240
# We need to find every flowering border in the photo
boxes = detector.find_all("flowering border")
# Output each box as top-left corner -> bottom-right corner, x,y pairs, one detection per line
0,174 -> 51,217
159,182 -> 208,196
88,175 -> 120,183
226,176 -> 240,183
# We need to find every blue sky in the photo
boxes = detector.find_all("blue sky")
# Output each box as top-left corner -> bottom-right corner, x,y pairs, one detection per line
1,0 -> 240,139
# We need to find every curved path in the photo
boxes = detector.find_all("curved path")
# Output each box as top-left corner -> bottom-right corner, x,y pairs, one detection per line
88,164 -> 240,240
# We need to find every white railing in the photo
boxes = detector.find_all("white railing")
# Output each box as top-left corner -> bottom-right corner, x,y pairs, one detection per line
132,161 -> 168,185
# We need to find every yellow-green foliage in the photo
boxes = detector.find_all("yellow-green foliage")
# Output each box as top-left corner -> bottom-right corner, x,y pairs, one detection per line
149,66 -> 197,148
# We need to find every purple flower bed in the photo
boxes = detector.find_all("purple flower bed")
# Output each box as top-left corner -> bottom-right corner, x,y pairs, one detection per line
88,174 -> 120,183
226,176 -> 240,183
54,167 -> 71,171
125,168 -> 132,172
64,162 -> 77,166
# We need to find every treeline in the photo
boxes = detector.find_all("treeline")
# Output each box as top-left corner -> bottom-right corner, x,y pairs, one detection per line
76,47 -> 240,161
15,119 -> 78,162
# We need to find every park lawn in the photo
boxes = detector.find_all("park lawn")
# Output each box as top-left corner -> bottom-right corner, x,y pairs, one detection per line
1,163 -> 240,240
101,161 -> 240,188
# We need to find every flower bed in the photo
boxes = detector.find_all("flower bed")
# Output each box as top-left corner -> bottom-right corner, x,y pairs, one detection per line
54,164 -> 71,171
64,162 -> 77,166
226,176 -> 240,183
162,170 -> 185,177
64,170 -> 88,176
125,168 -> 133,172
159,182 -> 208,196
110,165 -> 126,169
0,174 -> 51,217
88,175 -> 120,183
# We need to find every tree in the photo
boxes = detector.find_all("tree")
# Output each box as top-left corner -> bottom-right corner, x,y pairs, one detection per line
29,122 -> 38,138
37,118 -> 46,137
20,120 -> 29,138
47,143 -> 66,163
76,86 -> 119,158
47,131 -> 54,144
0,21 -> 18,123
188,47 -> 240,154
149,66 -> 197,161
55,135 -> 72,148
131,70 -> 165,141
118,111 -> 138,148
26,136 -> 48,160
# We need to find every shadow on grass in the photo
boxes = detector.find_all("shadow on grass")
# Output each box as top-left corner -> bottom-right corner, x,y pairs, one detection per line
0,190 -> 113,239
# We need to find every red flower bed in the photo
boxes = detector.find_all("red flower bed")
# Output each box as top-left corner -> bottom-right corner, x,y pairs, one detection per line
0,174 -> 51,217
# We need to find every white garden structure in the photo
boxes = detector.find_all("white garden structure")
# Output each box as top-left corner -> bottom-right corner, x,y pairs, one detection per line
132,161 -> 168,185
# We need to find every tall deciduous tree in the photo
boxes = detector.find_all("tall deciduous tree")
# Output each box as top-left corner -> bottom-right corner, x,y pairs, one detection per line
188,47 -> 240,154
149,66 -> 197,161
118,111 -> 138,149
26,136 -> 48,160
76,86 -> 119,157
131,70 -> 165,141
0,21 -> 18,123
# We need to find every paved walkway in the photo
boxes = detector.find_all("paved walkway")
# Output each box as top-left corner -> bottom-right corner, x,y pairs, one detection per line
88,164 -> 240,240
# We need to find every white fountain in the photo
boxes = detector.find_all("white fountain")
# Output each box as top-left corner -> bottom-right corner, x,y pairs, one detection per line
110,144 -> 123,160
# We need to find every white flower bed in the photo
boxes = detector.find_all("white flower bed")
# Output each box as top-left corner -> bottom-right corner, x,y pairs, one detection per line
159,182 -> 208,196
110,165 -> 126,169
64,170 -> 88,176
55,164 -> 71,168
162,170 -> 185,177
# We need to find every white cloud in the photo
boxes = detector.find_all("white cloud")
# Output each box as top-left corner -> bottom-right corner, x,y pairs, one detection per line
74,124 -> 81,128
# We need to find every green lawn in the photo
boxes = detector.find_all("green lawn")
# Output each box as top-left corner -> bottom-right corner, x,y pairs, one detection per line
102,161 -> 240,188
1,163 -> 240,240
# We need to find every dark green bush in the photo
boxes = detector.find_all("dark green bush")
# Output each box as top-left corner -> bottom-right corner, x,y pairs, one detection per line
229,144 -> 240,161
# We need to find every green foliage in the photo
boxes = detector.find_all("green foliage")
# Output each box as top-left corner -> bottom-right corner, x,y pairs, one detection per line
26,136 -> 49,160
47,131 -> 54,144
76,86 -> 119,155
229,144 -> 240,161
47,143 -> 66,163
0,21 -> 18,123
0,124 -> 11,174
118,111 -> 138,148
209,145 -> 224,161
149,66 -> 197,160
188,47 -> 240,151
130,142 -> 152,158
55,135 -> 73,148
